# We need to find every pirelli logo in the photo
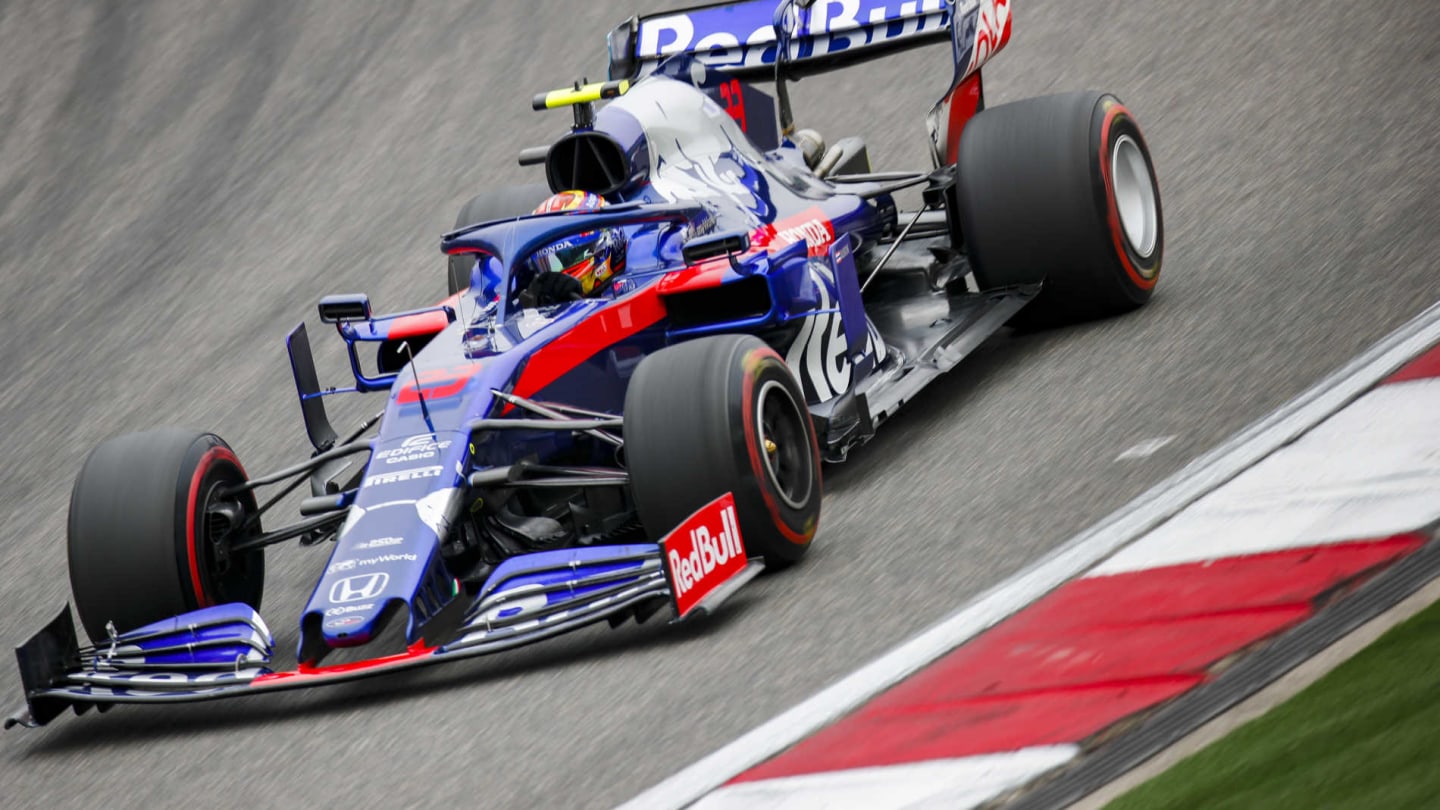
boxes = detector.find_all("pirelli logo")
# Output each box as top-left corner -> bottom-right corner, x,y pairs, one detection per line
363,465 -> 442,487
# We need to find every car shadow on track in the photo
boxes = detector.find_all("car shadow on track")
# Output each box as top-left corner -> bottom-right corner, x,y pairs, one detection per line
822,326 -> 1046,494
13,594 -> 758,754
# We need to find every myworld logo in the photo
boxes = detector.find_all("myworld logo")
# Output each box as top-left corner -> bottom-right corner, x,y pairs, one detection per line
357,553 -> 417,566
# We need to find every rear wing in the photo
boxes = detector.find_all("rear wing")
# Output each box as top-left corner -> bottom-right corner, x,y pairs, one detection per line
608,0 -> 981,81
607,0 -> 1011,165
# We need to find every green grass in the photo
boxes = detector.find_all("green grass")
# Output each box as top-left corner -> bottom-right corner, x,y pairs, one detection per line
1105,596 -> 1440,810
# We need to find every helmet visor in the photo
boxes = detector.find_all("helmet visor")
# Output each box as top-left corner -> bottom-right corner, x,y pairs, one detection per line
533,238 -> 595,275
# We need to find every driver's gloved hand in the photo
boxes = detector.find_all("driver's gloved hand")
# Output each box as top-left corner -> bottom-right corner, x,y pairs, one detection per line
522,271 -> 584,307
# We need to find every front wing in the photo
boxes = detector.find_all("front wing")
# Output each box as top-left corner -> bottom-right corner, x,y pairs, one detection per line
7,505 -> 762,728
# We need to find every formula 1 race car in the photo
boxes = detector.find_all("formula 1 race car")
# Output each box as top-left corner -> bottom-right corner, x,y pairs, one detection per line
8,0 -> 1162,727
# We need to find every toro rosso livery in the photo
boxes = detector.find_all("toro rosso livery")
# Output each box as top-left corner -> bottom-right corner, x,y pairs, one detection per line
8,0 -> 1164,728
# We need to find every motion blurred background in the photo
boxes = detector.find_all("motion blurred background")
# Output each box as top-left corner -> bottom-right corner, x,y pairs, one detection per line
0,1 -> 1436,807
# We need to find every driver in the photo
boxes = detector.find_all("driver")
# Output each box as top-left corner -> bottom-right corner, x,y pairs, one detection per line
521,190 -> 627,306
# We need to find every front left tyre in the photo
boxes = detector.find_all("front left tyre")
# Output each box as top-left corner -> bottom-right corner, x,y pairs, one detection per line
624,335 -> 822,568
68,429 -> 265,642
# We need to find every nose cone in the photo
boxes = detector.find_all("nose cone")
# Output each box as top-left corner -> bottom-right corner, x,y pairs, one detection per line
315,570 -> 400,646
300,440 -> 467,661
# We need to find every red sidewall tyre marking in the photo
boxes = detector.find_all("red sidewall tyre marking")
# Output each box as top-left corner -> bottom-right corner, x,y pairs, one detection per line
740,346 -> 817,547
1097,101 -> 1160,292
184,446 -> 244,608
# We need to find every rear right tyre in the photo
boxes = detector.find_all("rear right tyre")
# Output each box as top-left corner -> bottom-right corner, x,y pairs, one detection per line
955,91 -> 1163,327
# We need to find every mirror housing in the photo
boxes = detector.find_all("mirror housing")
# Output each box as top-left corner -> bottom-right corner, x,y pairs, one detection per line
318,294 -> 372,323
681,230 -> 751,266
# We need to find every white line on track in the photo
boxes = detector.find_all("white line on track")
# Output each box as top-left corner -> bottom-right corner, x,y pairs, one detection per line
619,301 -> 1440,810
1115,435 -> 1177,461
691,746 -> 1079,809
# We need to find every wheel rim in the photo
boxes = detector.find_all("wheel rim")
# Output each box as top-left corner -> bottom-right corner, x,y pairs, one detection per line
1110,134 -> 1158,260
756,380 -> 814,510
197,462 -> 261,605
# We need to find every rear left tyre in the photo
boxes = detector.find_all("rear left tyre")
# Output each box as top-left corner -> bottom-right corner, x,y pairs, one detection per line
624,335 -> 822,568
67,429 -> 264,642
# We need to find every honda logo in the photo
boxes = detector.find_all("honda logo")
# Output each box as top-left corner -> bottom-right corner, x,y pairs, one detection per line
329,573 -> 389,604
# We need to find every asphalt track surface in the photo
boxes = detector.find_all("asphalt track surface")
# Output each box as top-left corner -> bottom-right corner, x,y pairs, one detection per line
0,2 -> 1436,808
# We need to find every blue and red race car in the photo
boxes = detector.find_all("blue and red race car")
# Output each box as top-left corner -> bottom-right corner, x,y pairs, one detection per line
8,0 -> 1162,728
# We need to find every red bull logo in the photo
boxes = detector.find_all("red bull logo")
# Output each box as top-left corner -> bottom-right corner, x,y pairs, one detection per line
662,493 -> 748,617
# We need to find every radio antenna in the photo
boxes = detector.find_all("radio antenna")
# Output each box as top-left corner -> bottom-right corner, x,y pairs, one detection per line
399,341 -> 435,432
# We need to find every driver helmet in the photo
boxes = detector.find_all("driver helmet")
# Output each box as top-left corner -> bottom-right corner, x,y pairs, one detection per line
527,190 -> 627,295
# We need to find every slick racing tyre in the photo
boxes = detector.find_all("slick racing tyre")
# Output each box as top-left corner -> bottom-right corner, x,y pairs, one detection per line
446,184 -> 552,295
956,91 -> 1163,327
625,335 -> 822,568
68,429 -> 264,642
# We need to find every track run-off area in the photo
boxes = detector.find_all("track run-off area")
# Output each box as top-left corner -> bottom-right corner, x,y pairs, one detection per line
1,2 -> 1437,808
